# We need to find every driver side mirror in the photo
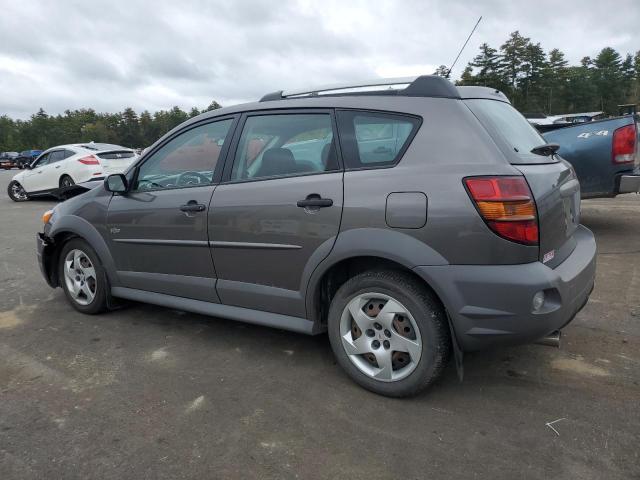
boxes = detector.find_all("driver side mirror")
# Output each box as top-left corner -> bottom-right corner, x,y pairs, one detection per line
104,174 -> 129,193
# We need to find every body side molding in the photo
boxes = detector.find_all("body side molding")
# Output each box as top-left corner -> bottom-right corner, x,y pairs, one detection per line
210,241 -> 302,250
113,238 -> 209,247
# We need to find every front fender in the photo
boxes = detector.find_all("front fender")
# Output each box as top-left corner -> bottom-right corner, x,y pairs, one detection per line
48,215 -> 120,287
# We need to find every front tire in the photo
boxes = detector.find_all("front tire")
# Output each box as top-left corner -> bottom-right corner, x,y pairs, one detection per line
328,270 -> 451,397
58,239 -> 108,314
7,180 -> 29,202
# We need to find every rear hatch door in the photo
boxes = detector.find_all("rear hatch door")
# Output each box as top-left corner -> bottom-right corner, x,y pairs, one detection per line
465,98 -> 581,267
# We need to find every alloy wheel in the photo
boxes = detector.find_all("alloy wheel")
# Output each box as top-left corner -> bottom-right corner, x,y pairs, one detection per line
61,177 -> 74,187
63,249 -> 97,306
10,182 -> 28,201
340,293 -> 422,382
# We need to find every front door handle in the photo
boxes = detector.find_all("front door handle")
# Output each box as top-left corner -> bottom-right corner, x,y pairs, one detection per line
180,200 -> 206,212
297,195 -> 333,208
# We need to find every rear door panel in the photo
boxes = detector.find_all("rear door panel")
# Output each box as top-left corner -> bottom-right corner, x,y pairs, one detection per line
209,109 -> 344,318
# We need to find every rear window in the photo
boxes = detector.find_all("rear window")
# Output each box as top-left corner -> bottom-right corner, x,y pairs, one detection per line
465,99 -> 557,164
337,111 -> 420,169
97,151 -> 135,160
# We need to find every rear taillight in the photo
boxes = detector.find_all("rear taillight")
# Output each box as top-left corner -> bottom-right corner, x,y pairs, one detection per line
464,176 -> 539,245
612,124 -> 637,164
78,155 -> 100,165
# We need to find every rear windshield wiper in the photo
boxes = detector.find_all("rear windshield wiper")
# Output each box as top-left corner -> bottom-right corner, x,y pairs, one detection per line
530,143 -> 560,157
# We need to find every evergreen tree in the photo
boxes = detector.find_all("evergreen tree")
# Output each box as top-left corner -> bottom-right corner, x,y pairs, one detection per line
498,31 -> 531,104
593,47 -> 623,112
470,43 -> 503,87
205,100 -> 222,111
543,48 -> 569,113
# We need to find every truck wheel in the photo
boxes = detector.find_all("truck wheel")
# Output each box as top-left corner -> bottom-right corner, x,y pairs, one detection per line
58,239 -> 108,314
327,270 -> 451,397
8,180 -> 29,202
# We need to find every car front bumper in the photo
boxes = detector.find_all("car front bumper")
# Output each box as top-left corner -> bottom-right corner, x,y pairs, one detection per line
414,225 -> 597,351
36,232 -> 58,288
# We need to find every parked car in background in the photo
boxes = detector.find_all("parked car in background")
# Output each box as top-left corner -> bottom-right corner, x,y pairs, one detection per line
542,115 -> 640,198
0,152 -> 20,169
526,111 -> 605,132
35,76 -> 596,397
16,149 -> 43,168
8,143 -> 137,202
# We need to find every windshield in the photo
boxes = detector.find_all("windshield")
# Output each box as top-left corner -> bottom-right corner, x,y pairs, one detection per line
465,99 -> 557,164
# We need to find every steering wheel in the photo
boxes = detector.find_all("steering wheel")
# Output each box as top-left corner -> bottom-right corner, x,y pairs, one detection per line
137,179 -> 164,190
177,171 -> 210,186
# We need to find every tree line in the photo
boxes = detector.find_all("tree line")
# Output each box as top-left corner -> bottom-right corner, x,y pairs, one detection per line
0,101 -> 222,152
2,30 -> 640,152
448,31 -> 640,115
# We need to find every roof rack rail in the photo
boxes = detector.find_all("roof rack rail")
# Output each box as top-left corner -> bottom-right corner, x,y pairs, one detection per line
259,75 -> 460,102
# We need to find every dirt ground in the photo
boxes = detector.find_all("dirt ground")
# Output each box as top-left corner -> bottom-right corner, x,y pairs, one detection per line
0,169 -> 638,479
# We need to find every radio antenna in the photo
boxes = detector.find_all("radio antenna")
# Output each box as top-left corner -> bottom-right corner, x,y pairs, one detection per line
446,16 -> 482,78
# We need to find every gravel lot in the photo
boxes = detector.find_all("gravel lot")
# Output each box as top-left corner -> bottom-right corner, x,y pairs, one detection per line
0,168 -> 638,479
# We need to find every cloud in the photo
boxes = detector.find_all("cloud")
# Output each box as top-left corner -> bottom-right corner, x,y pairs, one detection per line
0,0 -> 638,118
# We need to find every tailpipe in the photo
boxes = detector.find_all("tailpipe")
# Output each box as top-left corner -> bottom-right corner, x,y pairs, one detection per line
535,330 -> 561,348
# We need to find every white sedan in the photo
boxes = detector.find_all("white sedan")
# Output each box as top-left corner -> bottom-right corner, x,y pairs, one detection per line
8,143 -> 137,202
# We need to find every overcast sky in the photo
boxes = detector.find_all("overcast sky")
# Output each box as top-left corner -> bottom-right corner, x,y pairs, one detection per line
1,0 -> 639,119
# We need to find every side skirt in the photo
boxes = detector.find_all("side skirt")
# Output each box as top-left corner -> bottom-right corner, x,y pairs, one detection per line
111,286 -> 320,335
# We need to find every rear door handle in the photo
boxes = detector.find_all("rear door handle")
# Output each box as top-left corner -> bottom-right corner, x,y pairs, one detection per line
297,195 -> 333,208
180,201 -> 206,212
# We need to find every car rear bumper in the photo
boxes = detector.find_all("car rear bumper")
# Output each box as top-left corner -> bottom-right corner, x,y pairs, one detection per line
618,173 -> 640,194
413,225 -> 596,351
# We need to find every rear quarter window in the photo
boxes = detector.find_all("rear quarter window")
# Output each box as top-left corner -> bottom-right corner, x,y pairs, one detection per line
465,99 -> 557,164
337,111 -> 421,169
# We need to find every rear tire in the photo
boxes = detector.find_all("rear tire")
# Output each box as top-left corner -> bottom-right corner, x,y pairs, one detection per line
58,239 -> 108,314
59,175 -> 75,188
7,180 -> 29,202
327,270 -> 451,397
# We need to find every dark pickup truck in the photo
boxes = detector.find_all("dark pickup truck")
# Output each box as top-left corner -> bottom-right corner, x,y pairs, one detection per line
0,152 -> 20,169
542,115 -> 640,198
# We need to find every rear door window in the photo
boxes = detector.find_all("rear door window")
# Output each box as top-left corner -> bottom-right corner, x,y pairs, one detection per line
337,111 -> 420,169
48,150 -> 66,163
230,113 -> 339,181
465,99 -> 558,164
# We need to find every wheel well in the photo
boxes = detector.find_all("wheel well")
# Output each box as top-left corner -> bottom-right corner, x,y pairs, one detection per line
313,256 -> 444,327
59,174 -> 72,186
46,232 -> 80,286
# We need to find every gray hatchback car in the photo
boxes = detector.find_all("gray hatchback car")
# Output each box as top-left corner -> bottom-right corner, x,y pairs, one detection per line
37,76 -> 596,397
